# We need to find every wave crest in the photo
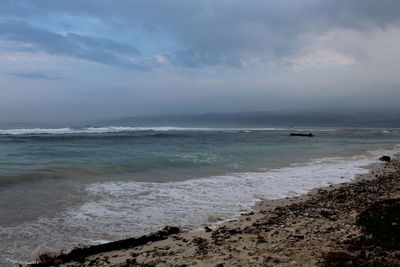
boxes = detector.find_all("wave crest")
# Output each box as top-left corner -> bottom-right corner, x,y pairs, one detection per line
0,126 -> 293,135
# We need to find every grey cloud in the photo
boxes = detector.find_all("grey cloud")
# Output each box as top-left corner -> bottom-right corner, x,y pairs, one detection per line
2,0 -> 399,68
0,20 -> 145,69
1,71 -> 63,80
0,0 -> 399,123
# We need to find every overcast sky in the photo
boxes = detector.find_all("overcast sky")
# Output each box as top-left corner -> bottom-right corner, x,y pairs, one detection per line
1,0 -> 400,123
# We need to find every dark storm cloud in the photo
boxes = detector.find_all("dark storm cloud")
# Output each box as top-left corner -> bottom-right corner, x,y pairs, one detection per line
1,0 -> 399,67
0,20 -> 145,69
1,71 -> 63,80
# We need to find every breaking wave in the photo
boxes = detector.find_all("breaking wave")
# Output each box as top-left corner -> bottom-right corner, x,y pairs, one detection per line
0,126 -> 335,135
1,146 -> 399,265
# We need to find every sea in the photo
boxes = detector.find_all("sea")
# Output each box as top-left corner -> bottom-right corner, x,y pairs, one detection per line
0,126 -> 399,265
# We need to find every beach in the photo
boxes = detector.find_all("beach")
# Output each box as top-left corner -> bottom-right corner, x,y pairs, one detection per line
29,153 -> 400,266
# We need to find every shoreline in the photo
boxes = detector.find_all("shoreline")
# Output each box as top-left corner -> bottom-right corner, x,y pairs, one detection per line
28,152 -> 400,266
253,161 -> 384,212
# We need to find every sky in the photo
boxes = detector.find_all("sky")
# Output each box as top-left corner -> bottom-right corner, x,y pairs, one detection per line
0,0 -> 400,123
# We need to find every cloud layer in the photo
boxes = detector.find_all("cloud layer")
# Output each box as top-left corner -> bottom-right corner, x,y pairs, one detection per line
0,20 -> 144,69
0,0 -> 400,122
2,0 -> 400,68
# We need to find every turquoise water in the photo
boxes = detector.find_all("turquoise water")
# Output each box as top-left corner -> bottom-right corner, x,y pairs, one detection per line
1,127 -> 398,182
0,126 -> 399,265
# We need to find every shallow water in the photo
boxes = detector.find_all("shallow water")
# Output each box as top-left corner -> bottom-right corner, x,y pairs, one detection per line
0,126 -> 399,265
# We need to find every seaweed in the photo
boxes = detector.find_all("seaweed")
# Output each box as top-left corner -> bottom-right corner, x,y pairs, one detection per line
357,198 -> 400,250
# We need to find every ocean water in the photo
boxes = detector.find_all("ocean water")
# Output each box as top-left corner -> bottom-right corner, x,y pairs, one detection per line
0,126 -> 399,265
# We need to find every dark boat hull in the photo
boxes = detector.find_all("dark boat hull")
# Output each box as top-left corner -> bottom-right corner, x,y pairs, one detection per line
290,133 -> 313,137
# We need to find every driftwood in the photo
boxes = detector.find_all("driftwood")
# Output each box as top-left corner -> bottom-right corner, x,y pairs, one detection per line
28,226 -> 180,267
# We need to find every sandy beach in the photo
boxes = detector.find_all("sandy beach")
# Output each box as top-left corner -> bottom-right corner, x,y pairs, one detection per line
28,153 -> 400,267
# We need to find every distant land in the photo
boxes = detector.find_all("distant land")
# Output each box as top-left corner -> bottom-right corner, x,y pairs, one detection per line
1,111 -> 400,129
0,122 -> 50,129
97,111 -> 400,128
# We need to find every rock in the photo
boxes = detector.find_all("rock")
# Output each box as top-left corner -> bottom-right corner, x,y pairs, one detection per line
204,226 -> 212,232
319,208 -> 334,218
30,245 -> 58,262
228,228 -> 242,235
208,215 -> 223,222
291,234 -> 304,240
191,237 -> 210,255
379,155 -> 391,162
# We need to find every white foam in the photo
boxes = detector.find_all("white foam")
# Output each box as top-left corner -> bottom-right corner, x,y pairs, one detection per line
74,151 -> 381,233
0,127 -> 74,135
66,147 -> 400,237
0,126 -> 336,135
1,146 -> 398,266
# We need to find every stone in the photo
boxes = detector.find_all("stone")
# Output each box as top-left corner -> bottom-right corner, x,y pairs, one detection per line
379,155 -> 391,162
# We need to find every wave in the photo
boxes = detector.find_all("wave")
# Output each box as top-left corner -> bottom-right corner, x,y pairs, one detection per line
0,166 -> 112,187
1,145 -> 398,265
0,126 -> 337,135
0,154 -> 221,187
4,132 -> 180,142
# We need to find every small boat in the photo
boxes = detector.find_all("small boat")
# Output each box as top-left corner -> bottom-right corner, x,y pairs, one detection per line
290,132 -> 313,137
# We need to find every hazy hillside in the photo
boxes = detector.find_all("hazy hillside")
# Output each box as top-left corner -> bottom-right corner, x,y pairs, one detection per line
98,111 -> 400,128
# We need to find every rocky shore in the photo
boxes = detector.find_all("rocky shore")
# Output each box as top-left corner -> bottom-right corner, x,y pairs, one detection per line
30,154 -> 400,267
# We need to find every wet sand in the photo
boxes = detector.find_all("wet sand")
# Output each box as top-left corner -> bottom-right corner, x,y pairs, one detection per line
31,154 -> 400,266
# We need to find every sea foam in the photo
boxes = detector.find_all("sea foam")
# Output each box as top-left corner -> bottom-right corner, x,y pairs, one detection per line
0,126 -> 335,135
1,145 -> 398,266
